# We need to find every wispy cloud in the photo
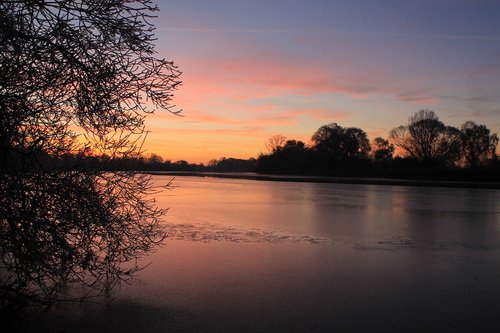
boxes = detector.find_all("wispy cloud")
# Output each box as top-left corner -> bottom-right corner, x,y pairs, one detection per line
396,89 -> 437,103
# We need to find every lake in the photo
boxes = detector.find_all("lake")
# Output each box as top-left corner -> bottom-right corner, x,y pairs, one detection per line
25,176 -> 500,332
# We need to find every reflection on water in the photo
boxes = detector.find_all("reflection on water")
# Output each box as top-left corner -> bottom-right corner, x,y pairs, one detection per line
164,222 -> 328,243
23,176 -> 500,333
159,177 -> 499,249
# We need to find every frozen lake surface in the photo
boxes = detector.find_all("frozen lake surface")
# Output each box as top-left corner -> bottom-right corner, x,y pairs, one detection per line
26,176 -> 500,332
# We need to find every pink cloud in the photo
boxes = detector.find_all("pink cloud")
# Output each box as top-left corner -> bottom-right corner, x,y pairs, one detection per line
173,54 -> 442,111
177,56 -> 378,100
151,105 -> 350,129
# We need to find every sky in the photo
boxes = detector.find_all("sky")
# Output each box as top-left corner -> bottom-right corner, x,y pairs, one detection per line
144,0 -> 500,164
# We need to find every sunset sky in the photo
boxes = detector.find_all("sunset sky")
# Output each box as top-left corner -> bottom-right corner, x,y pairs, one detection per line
145,0 -> 500,164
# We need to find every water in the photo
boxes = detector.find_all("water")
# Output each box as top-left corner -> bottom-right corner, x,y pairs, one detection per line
25,176 -> 500,332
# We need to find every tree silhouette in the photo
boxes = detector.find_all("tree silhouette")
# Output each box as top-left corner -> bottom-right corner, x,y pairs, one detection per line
207,157 -> 256,172
254,112 -> 498,179
256,140 -> 310,174
460,121 -> 498,168
0,0 -> 181,314
282,140 -> 307,151
389,110 -> 461,166
371,137 -> 394,163
265,135 -> 287,153
311,123 -> 370,164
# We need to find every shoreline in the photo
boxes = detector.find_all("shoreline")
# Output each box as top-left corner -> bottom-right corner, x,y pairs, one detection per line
145,171 -> 500,189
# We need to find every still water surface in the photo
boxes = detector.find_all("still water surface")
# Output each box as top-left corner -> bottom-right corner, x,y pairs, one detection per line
31,176 -> 500,332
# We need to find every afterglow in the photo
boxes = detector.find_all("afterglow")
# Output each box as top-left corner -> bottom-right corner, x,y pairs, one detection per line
144,0 -> 500,164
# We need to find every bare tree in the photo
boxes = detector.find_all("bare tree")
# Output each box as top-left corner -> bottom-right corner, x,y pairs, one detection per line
0,0 -> 181,313
389,110 -> 461,165
265,135 -> 287,153
460,121 -> 498,168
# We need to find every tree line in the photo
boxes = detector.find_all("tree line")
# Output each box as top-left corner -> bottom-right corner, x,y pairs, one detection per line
48,109 -> 499,181
256,109 -> 499,181
27,151 -> 256,173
